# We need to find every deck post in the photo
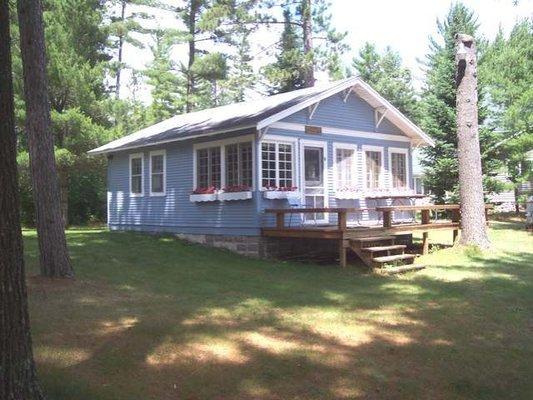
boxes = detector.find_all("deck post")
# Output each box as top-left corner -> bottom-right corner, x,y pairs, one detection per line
276,212 -> 285,229
451,209 -> 460,244
338,211 -> 347,231
338,239 -> 347,268
421,209 -> 430,255
383,210 -> 392,228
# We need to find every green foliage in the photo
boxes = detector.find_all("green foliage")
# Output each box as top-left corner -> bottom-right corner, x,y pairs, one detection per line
263,0 -> 348,93
482,19 -> 533,189
263,8 -> 306,93
351,42 -> 419,121
12,0 -> 117,225
16,152 -> 34,225
106,0 -> 161,96
144,30 -> 183,121
419,3 -> 501,202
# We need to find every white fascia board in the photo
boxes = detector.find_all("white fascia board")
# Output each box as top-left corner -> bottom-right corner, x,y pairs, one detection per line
256,76 -> 362,131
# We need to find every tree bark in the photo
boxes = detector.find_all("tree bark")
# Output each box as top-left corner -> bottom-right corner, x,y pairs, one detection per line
115,0 -> 126,99
0,1 -> 46,398
59,171 -> 69,228
301,0 -> 314,87
18,0 -> 74,277
455,33 -> 490,248
186,0 -> 199,112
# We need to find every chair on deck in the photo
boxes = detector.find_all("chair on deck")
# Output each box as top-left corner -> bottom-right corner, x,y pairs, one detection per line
287,196 -> 302,227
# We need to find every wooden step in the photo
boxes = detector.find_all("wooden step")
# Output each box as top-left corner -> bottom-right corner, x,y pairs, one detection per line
372,253 -> 416,264
351,236 -> 396,243
379,265 -> 426,275
362,244 -> 406,253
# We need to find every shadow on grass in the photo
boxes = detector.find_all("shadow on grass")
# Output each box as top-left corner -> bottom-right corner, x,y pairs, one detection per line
24,228 -> 533,400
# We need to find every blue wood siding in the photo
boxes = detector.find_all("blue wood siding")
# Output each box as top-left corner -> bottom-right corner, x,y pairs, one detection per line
283,92 -> 403,135
108,131 -> 261,235
107,92 -> 415,234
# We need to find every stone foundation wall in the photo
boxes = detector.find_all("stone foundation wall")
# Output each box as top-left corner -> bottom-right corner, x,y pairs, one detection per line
174,233 -> 339,260
175,233 -> 262,258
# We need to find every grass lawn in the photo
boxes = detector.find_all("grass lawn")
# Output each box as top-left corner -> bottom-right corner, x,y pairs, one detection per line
24,217 -> 533,400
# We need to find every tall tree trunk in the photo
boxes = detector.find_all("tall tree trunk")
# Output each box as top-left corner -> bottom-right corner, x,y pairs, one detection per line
18,0 -> 74,277
59,172 -> 69,228
115,0 -> 126,99
0,1 -> 45,398
186,0 -> 198,112
455,33 -> 490,248
301,0 -> 314,87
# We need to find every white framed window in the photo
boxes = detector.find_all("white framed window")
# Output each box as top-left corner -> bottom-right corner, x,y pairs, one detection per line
388,147 -> 409,189
193,135 -> 255,191
333,144 -> 357,190
362,145 -> 384,190
261,141 -> 295,189
149,150 -> 166,196
225,142 -> 253,188
129,153 -> 144,196
196,146 -> 221,189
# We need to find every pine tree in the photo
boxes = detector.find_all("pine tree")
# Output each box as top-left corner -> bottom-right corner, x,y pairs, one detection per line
18,0 -> 74,277
144,30 -> 182,121
352,42 -> 419,120
419,3 -> 500,202
263,8 -> 306,93
263,0 -> 348,93
482,19 -> 533,210
107,0 -> 160,99
221,28 -> 255,102
0,1 -> 45,396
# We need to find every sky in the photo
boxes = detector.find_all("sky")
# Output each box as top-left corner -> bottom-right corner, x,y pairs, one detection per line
121,0 -> 533,102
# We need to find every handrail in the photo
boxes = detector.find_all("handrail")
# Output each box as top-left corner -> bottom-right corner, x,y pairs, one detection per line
264,207 -> 374,214
264,204 -> 493,232
375,204 -> 493,212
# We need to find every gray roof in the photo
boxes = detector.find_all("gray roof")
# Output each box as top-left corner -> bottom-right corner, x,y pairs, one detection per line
89,76 -> 434,154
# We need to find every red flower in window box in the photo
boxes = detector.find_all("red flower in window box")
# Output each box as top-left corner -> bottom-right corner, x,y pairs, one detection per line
223,185 -> 251,193
192,186 -> 217,194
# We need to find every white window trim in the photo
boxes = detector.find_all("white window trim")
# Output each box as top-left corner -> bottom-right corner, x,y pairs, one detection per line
129,153 -> 144,197
192,134 -> 255,190
259,136 -> 298,191
332,143 -> 358,191
149,150 -> 166,196
388,147 -> 410,190
362,145 -> 385,189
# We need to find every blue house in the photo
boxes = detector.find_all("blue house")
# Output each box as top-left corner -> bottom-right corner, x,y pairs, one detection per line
89,77 -> 434,258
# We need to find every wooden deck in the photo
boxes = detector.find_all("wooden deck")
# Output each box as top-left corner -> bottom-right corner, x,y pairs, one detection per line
262,204 -> 492,268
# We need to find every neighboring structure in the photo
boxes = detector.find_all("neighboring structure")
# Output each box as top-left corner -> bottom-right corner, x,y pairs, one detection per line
89,77 -> 434,257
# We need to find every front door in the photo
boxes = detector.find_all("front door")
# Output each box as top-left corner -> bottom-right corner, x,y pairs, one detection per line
303,144 -> 328,223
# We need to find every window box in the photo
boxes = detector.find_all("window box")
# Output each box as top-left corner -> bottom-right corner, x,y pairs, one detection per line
190,193 -> 218,202
335,190 -> 361,199
263,190 -> 300,200
218,191 -> 253,201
